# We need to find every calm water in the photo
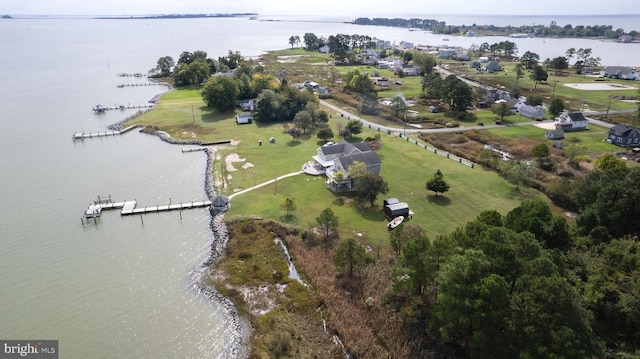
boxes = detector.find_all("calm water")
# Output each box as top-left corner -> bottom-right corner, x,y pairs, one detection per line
1,15 -> 639,358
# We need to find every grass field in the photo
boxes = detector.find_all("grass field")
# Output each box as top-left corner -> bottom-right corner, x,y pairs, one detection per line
129,83 -> 541,244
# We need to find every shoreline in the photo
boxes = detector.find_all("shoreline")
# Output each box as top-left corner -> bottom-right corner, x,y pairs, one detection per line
112,102 -> 251,358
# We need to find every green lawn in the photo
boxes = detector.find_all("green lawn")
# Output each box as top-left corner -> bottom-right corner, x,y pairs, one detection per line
224,123 -> 541,242
462,61 -> 638,113
487,123 -> 619,154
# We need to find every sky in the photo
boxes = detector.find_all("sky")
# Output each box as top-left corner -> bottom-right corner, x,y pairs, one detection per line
2,0 -> 639,16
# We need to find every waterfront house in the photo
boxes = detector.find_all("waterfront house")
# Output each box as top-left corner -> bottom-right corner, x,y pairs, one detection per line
618,35 -> 634,43
608,124 -> 640,147
600,66 -> 638,80
314,141 -> 382,192
318,45 -> 330,54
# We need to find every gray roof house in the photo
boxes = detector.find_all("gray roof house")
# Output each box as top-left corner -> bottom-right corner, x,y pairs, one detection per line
519,104 -> 545,119
600,66 -> 638,80
314,140 -> 382,192
555,112 -> 588,132
545,124 -> 565,140
608,124 -> 640,147
485,61 -> 502,73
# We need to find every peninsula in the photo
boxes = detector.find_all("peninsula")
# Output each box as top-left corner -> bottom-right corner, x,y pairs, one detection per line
127,37 -> 640,357
353,16 -> 640,39
95,13 -> 257,20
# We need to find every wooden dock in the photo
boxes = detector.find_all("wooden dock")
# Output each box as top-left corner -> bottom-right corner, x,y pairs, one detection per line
72,125 -> 139,141
83,198 -> 211,219
117,83 -> 163,88
181,147 -> 208,153
93,104 -> 154,113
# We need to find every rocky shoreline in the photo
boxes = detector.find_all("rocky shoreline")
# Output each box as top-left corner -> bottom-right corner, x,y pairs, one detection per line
110,113 -> 249,358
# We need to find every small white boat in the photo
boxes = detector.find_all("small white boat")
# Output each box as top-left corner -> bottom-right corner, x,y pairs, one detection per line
387,215 -> 404,230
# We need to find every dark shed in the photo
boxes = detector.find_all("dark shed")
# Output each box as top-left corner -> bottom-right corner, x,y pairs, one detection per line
384,202 -> 409,219
383,198 -> 399,207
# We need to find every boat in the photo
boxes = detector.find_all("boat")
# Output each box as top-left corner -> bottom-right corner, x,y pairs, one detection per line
92,104 -> 107,113
387,215 -> 404,230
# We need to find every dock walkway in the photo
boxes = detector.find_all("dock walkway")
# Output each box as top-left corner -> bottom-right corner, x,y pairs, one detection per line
83,197 -> 211,220
72,125 -> 139,141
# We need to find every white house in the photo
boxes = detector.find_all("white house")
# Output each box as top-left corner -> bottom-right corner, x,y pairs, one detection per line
555,112 -> 588,131
236,112 -> 252,124
318,45 -> 330,54
600,66 -> 638,80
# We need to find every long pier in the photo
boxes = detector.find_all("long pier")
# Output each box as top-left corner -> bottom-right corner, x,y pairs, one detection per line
117,83 -> 164,88
93,104 -> 154,112
72,125 -> 140,141
83,198 -> 212,219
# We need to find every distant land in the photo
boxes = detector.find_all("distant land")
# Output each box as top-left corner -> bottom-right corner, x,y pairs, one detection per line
2,15 -> 12,19
95,13 -> 257,20
353,17 -> 640,39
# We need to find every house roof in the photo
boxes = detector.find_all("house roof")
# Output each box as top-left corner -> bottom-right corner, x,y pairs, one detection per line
338,151 -> 382,169
319,140 -> 370,156
610,124 -> 640,137
565,112 -> 587,122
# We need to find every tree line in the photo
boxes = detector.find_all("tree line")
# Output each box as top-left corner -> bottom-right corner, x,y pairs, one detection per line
353,17 -> 638,38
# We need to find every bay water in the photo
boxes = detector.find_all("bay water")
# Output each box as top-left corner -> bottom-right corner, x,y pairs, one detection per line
1,15 -> 639,358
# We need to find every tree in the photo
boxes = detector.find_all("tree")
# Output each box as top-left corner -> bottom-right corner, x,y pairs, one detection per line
515,63 -> 525,87
530,64 -> 548,89
288,35 -> 297,48
426,169 -> 450,196
316,208 -> 339,244
565,145 -> 588,169
293,110 -> 314,133
412,51 -> 436,75
333,238 -> 368,278
359,92 -> 379,115
443,75 -> 472,112
250,73 -> 278,97
510,87 -> 522,101
173,60 -> 211,86
343,70 -> 375,95
281,197 -> 297,219
155,56 -> 174,77
287,127 -> 302,141
354,172 -> 389,206
520,51 -> 540,70
551,56 -> 569,75
492,102 -> 512,122
317,128 -> 334,142
345,119 -> 363,138
389,95 -> 408,118
501,161 -> 534,190
303,32 -> 321,51
201,75 -> 239,112
527,94 -> 544,106
549,98 -> 565,118
565,47 -> 576,65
